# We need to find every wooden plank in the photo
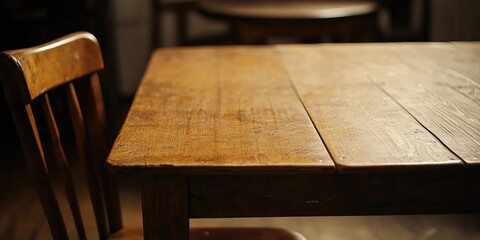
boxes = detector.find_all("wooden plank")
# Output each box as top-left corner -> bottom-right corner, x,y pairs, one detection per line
313,43 -> 480,167
451,42 -> 480,57
278,43 -> 480,102
380,43 -> 480,105
108,46 -> 334,172
394,43 -> 480,86
277,45 -> 463,171
381,82 -> 480,166
449,42 -> 480,103
338,43 -> 480,166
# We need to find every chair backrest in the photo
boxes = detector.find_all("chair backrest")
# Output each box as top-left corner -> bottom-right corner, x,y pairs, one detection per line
0,32 -> 122,239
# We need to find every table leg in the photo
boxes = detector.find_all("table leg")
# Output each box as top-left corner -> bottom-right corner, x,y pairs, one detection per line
142,176 -> 189,240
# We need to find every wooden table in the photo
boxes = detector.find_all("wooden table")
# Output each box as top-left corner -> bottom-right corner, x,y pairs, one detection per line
107,42 -> 480,239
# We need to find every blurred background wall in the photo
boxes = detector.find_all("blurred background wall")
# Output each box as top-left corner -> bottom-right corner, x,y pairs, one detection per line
430,0 -> 480,41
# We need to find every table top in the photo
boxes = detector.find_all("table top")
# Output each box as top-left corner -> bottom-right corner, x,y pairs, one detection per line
198,0 -> 378,20
107,42 -> 480,174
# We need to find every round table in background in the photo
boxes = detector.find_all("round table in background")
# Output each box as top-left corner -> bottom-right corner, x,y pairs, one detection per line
198,0 -> 379,44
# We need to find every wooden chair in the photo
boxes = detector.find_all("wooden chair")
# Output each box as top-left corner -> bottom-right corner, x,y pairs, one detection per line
0,32 -> 305,240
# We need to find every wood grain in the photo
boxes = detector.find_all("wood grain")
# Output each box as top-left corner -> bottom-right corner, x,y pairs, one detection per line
381,82 -> 480,166
108,46 -> 334,172
277,44 -> 464,171
110,43 -> 480,172
318,43 -> 480,166
378,43 -> 480,105
405,43 -> 480,86
4,32 -> 103,102
292,43 -> 480,167
383,44 -> 480,166
334,43 -> 480,167
105,43 -> 480,238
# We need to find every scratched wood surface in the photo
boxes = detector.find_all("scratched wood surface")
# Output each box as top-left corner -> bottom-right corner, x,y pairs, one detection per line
382,44 -> 480,166
108,43 -> 480,172
108,46 -> 334,172
277,43 -> 480,170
